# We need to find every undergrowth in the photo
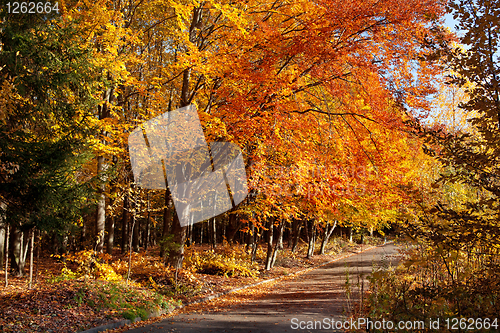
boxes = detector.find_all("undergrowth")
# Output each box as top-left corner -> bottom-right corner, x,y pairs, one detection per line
184,242 -> 261,278
73,279 -> 180,321
366,243 -> 500,332
43,236 -> 384,324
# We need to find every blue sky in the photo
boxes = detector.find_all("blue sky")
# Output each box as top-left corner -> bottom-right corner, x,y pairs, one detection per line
444,12 -> 463,36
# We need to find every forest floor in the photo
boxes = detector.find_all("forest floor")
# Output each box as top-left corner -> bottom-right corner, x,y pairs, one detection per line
0,236 -> 387,333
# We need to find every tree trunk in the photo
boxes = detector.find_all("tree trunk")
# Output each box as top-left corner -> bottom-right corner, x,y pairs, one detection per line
35,229 -> 40,283
277,220 -> 284,250
160,189 -> 172,258
106,156 -> 119,254
95,83 -> 113,253
199,221 -> 204,244
121,194 -> 130,253
132,207 -> 140,253
144,215 -> 150,251
222,217 -> 226,241
28,229 -> 34,289
4,224 -> 9,287
349,227 -> 353,243
0,202 -> 4,268
270,220 -> 285,269
307,220 -> 316,259
106,215 -> 115,255
186,223 -> 193,247
287,222 -> 293,248
305,220 -> 310,244
320,220 -> 337,255
81,214 -> 87,251
265,219 -> 274,270
246,220 -> 254,253
211,217 -> 217,250
11,227 -> 29,276
96,155 -> 106,253
291,219 -> 302,253
132,217 -> 140,252
144,192 -> 151,251
226,212 -> 241,243
162,5 -> 204,269
251,226 -> 260,263
167,212 -> 187,269
22,231 -> 29,273
0,223 -> 4,268
51,233 -> 60,255
131,188 -> 140,253
126,212 -> 136,282
61,233 -> 68,255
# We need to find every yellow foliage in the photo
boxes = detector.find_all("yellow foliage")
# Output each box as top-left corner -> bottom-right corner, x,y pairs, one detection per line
111,252 -> 173,281
184,244 -> 260,278
61,250 -> 123,281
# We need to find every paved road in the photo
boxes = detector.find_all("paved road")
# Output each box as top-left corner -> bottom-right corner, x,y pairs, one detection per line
125,243 -> 400,333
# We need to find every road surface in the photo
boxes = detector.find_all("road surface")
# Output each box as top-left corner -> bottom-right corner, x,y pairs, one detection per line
125,243 -> 400,333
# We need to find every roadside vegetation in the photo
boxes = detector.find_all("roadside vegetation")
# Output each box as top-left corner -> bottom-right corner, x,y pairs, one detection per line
362,1 -> 500,331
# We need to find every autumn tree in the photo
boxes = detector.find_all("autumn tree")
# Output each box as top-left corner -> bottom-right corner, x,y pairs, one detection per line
0,12 -> 103,274
390,0 -> 500,318
412,0 -> 500,249
156,0 -> 447,265
0,0 -> 450,272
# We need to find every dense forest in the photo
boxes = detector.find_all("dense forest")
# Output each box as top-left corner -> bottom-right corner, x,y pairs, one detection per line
1,0 -> 499,330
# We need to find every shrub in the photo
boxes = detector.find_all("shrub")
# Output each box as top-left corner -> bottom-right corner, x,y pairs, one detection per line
184,244 -> 260,278
53,250 -> 123,282
111,252 -> 172,283
367,243 -> 500,329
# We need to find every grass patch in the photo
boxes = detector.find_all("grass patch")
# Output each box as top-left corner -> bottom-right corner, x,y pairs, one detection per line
73,279 -> 180,321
